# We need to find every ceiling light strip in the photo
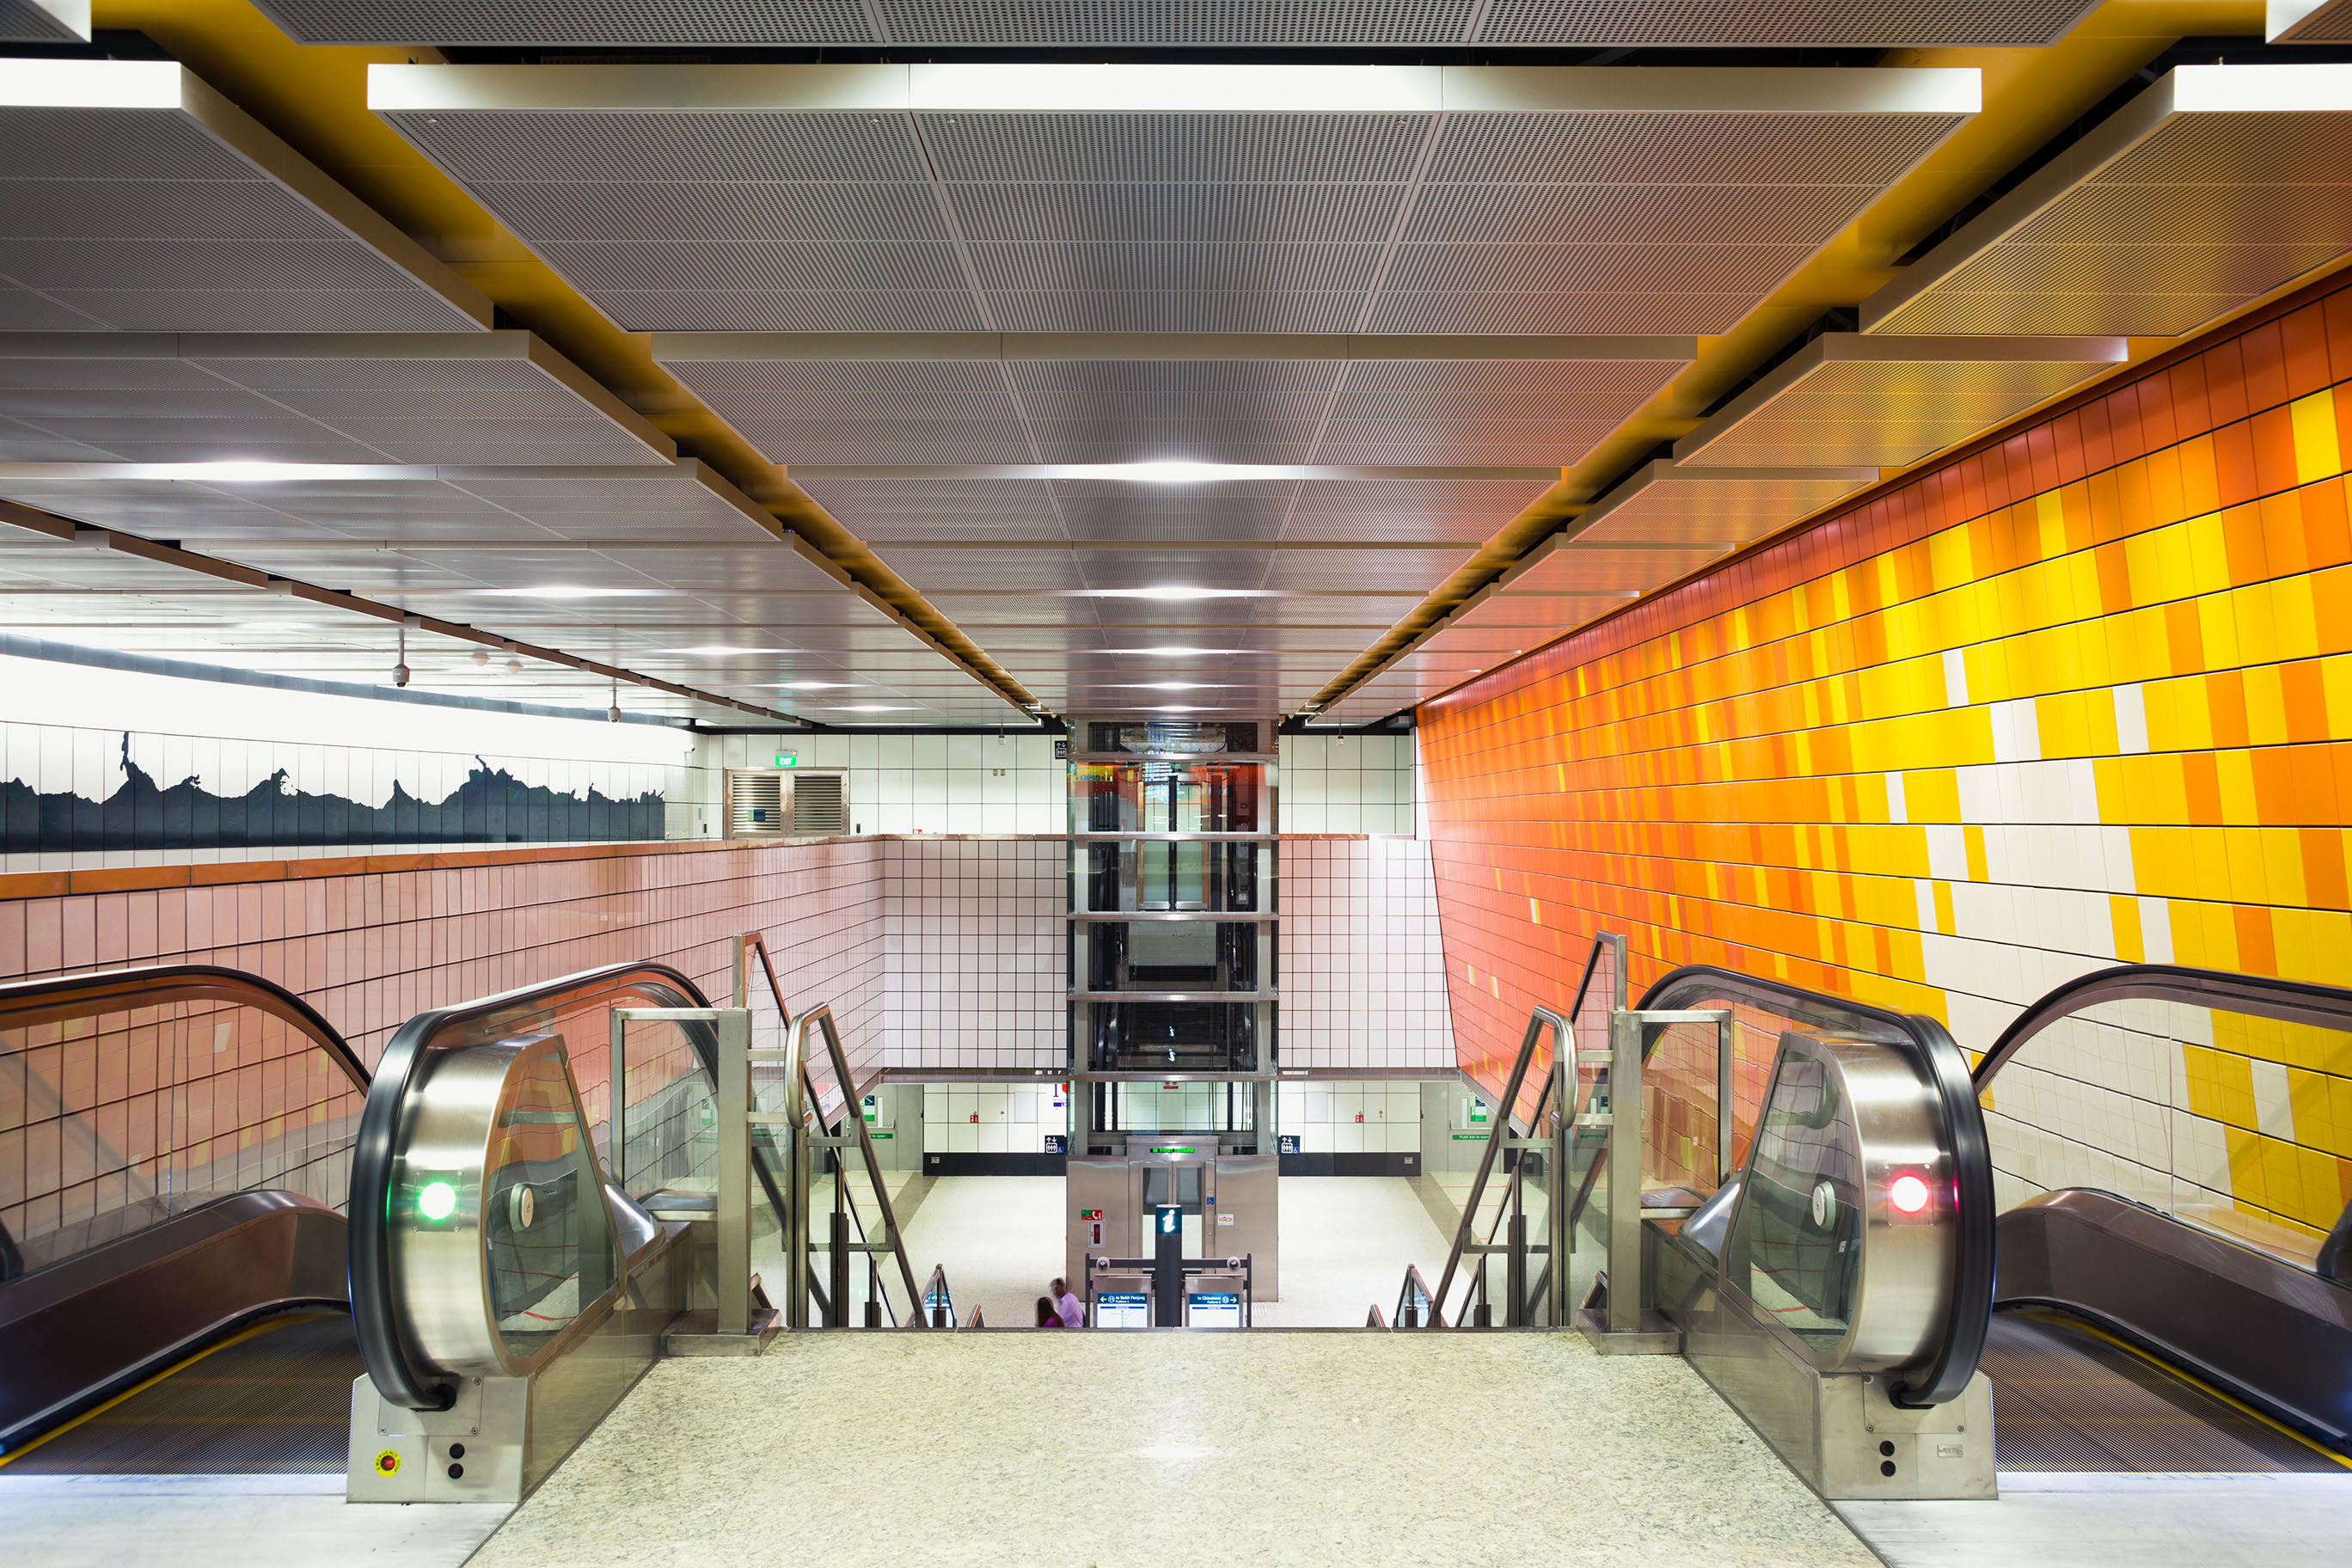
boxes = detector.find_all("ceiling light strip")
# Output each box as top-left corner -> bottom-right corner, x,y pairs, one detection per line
653,333 -> 1699,364
0,497 -> 807,726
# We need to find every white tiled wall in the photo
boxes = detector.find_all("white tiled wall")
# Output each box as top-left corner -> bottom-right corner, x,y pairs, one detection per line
922,1082 -> 1068,1153
1277,1079 -> 1424,1152
691,732 -> 1065,836
1277,732 -> 1417,834
1279,836 -> 1454,1069
882,838 -> 1064,1069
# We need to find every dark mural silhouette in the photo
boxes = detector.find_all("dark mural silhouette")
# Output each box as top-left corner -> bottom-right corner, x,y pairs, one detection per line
0,733 -> 666,852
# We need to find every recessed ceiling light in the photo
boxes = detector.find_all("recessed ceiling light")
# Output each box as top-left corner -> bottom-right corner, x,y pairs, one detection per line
1087,586 -> 1266,602
1148,703 -> 1207,712
480,585 -> 664,599
1120,462 -> 1229,484
771,681 -> 851,690
1105,646 -> 1243,657
170,461 -> 333,482
1120,682 -> 1212,690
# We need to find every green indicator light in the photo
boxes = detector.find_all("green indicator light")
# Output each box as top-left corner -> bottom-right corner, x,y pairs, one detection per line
417,1180 -> 458,1222
775,752 -> 798,768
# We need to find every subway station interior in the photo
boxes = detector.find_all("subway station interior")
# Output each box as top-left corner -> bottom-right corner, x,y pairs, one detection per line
2,0 -> 2352,1562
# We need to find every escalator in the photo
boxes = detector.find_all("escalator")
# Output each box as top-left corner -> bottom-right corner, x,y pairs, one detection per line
0,966 -> 371,1476
1969,965 -> 2352,1479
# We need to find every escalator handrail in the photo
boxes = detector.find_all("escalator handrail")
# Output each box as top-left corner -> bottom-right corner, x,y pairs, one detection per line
0,963 -> 368,1090
1976,962 -> 2352,1290
349,959 -> 728,1412
1973,961 -> 2352,1088
1634,965 -> 1994,1409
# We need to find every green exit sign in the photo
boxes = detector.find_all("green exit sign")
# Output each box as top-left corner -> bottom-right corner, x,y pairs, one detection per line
774,753 -> 798,768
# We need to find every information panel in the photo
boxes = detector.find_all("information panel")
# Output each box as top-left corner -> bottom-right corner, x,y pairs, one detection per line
1094,1291 -> 1150,1328
1186,1290 -> 1243,1328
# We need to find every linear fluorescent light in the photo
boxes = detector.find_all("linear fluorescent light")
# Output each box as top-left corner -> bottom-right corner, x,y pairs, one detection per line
829,703 -> 914,712
677,645 -> 803,655
1119,682 -> 1216,690
770,681 -> 852,690
1106,646 -> 1245,657
1086,587 -> 1267,602
478,585 -> 666,599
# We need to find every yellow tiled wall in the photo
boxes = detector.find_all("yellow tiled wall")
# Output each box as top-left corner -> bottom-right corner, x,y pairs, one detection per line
1422,275 -> 2352,1254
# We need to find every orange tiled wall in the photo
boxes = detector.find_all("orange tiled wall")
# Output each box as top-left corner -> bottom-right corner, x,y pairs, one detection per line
1422,273 -> 2352,1252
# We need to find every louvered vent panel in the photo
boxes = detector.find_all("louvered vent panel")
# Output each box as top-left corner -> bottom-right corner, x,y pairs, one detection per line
2272,0 -> 2352,37
726,769 -> 787,836
790,772 -> 848,835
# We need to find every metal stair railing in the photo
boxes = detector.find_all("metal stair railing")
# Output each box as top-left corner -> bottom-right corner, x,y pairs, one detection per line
732,932 -> 926,1330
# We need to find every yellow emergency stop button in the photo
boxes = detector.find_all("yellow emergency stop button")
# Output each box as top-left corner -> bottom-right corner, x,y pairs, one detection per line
374,1449 -> 402,1476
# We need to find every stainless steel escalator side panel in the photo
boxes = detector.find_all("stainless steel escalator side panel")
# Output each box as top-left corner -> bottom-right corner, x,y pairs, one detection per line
1995,1188 -> 2352,1452
0,1191 -> 346,1451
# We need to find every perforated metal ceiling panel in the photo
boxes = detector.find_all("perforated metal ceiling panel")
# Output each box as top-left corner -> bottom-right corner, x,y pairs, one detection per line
266,0 -> 2092,47
1674,334 -> 2125,470
0,334 -> 674,466
0,0 -> 84,42
1865,64 -> 2352,339
377,64 -> 1973,340
1499,536 -> 1730,595
665,339 -> 1686,469
3,62 -> 489,334
1561,458 -> 1878,553
2270,0 -> 2352,40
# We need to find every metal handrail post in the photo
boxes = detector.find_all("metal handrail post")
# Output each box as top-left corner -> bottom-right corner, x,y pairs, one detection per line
1549,1050 -> 1570,1325
715,1005 -> 752,1337
1714,1011 -> 1736,1185
1605,1005 -> 1645,1335
607,1013 -> 628,1190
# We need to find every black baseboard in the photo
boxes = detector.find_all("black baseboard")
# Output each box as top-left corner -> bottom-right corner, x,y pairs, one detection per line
923,1152 -> 1069,1177
1279,1152 -> 1420,1178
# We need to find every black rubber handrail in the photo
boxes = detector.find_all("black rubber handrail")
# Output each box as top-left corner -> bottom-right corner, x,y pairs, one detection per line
1635,965 -> 1994,1409
1974,962 -> 2352,1087
1977,962 -> 2352,1291
349,960 -> 793,1412
0,964 -> 368,1090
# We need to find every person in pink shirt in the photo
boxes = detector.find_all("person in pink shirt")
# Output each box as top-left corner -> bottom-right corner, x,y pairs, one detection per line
1051,1277 -> 1084,1327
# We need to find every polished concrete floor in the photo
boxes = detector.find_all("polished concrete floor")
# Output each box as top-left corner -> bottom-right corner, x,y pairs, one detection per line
465,1332 -> 1880,1568
891,1175 -> 1455,1328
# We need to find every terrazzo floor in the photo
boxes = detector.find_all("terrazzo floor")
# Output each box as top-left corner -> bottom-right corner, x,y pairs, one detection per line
464,1332 -> 1879,1568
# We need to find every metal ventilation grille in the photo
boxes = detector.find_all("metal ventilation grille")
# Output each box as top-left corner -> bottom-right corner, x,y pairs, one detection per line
3,95 -> 485,334
1673,335 -> 2125,470
0,0 -> 84,40
263,0 -> 2082,43
257,0 -> 873,42
790,771 -> 848,834
1474,0 -> 2092,43
726,769 -> 788,837
1865,65 -> 2352,338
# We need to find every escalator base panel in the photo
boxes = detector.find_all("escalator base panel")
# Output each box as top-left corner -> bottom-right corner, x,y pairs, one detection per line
1985,1309 -> 2342,1473
6,1309 -> 360,1476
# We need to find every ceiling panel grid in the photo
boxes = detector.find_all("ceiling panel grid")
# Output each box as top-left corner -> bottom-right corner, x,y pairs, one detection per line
377,64 -> 1975,343
0,334 -> 675,467
266,0 -> 2094,47
1865,64 -> 2352,340
3,62 -> 489,334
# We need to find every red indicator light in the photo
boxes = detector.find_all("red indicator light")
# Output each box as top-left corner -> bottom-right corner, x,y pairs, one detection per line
1889,1173 -> 1931,1215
